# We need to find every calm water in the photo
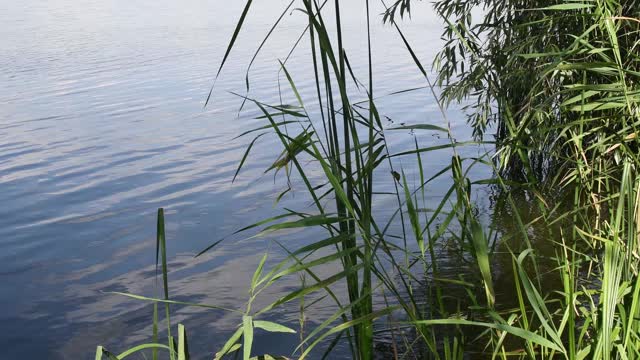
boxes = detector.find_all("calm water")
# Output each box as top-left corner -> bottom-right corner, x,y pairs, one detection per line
0,1 -> 488,358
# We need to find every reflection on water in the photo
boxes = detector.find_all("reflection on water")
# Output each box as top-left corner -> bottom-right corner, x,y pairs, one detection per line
0,0 -> 490,358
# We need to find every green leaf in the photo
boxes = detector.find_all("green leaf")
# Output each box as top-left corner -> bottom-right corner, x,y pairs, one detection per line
387,124 -> 448,132
243,316 -> 254,360
233,133 -> 266,183
577,345 -> 592,360
205,0 -> 254,106
402,171 -> 424,255
178,324 -> 190,360
538,4 -> 594,10
117,344 -> 173,359
251,253 -> 268,290
470,219 -> 495,307
215,327 -> 243,360
105,292 -> 240,313
260,214 -> 347,234
410,319 -> 564,353
95,346 -> 105,360
253,320 -> 296,333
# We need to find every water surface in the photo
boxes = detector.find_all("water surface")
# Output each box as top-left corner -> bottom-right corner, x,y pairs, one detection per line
0,1 -> 485,358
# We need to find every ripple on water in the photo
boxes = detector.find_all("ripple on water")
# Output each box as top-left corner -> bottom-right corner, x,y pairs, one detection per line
0,1 -> 457,358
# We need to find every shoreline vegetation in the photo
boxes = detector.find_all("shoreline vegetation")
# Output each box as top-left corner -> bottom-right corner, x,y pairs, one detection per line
96,1 -> 640,359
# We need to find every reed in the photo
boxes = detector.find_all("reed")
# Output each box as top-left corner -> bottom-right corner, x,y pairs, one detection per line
95,1 -> 640,359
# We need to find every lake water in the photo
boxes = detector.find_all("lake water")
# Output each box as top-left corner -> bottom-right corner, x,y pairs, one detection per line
0,1 -> 490,358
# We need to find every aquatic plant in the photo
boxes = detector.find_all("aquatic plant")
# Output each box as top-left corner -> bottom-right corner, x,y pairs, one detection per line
95,1 -> 640,359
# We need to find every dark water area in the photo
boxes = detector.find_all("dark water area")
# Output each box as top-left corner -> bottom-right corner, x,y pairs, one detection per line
0,1 -> 498,358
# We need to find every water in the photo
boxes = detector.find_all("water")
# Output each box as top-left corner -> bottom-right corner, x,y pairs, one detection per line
0,1 -> 489,358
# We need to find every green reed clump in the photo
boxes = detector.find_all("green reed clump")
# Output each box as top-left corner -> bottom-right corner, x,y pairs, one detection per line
95,1 -> 640,359
427,0 -> 640,180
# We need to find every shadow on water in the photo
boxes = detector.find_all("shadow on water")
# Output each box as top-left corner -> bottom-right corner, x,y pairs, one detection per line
369,183 -> 580,359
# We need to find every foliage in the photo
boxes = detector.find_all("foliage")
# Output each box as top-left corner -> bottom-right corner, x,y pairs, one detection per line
95,1 -> 640,359
428,0 -> 640,179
